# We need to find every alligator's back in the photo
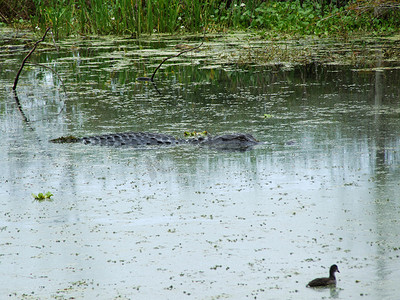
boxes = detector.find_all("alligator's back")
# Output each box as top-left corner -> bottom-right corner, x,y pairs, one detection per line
82,132 -> 182,146
51,132 -> 181,146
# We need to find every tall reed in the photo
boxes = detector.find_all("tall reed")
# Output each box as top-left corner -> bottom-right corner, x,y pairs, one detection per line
31,0 -> 259,38
28,0 -> 400,38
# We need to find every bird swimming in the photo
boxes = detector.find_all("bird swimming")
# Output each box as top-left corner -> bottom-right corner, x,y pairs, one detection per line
306,264 -> 340,287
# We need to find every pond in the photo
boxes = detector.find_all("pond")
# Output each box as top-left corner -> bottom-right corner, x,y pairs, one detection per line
1,30 -> 400,299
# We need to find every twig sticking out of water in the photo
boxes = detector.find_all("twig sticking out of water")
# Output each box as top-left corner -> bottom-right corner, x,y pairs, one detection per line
12,27 -> 67,122
137,38 -> 204,82
12,27 -> 51,91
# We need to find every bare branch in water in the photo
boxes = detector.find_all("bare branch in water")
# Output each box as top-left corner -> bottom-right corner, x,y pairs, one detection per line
12,29 -> 67,123
137,36 -> 205,82
13,27 -> 51,91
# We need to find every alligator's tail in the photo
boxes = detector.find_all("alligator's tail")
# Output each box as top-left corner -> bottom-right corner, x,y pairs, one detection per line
50,135 -> 82,143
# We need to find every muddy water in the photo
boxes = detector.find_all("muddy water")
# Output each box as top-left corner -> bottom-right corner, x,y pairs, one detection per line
1,31 -> 400,299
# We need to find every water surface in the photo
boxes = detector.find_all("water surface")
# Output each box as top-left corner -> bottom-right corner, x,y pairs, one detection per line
1,31 -> 400,299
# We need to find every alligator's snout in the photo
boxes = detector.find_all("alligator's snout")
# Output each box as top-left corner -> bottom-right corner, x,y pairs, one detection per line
204,133 -> 259,150
219,133 -> 258,143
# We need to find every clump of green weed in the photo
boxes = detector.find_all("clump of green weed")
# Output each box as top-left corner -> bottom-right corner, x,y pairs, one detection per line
184,130 -> 208,137
32,192 -> 53,202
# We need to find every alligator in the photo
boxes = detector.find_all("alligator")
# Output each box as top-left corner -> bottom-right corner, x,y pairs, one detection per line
50,132 -> 259,151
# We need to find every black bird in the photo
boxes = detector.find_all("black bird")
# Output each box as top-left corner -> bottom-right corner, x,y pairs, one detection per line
307,264 -> 340,287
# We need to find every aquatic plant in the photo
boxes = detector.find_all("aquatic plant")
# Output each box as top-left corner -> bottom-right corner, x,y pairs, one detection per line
246,0 -> 400,35
184,131 -> 208,137
32,192 -> 54,201
29,0 -> 222,38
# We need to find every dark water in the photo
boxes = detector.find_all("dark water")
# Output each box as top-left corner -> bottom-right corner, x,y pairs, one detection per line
1,32 -> 400,299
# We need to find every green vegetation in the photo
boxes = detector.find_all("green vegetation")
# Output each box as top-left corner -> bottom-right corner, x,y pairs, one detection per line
0,0 -> 399,38
32,191 -> 54,201
184,130 -> 208,137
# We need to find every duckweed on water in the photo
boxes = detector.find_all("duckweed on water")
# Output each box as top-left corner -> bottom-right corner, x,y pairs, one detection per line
263,114 -> 274,119
233,35 -> 400,67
